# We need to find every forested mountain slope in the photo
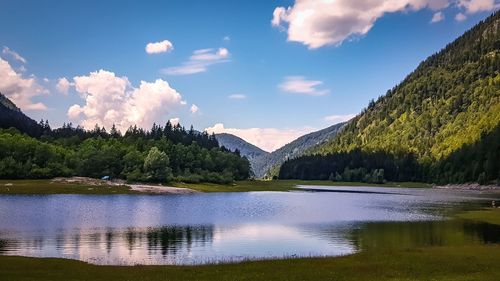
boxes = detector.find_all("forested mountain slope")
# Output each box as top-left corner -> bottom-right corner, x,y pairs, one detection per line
0,92 -> 46,137
254,122 -> 346,178
215,133 -> 269,173
315,12 -> 499,160
281,12 -> 500,184
216,122 -> 346,178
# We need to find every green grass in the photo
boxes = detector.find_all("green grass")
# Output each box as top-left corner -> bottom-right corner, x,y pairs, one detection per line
457,208 -> 500,225
0,179 -> 431,195
1,245 -> 499,281
0,179 -> 139,195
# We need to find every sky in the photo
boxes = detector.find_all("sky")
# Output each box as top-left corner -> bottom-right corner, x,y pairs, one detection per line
0,0 -> 498,152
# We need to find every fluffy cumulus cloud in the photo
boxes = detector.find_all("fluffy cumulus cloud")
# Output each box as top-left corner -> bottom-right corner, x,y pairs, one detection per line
458,0 -> 499,14
272,0 -> 498,48
67,69 -> 184,131
145,40 -> 174,54
324,114 -> 356,124
279,76 -> 329,96
162,48 -> 230,75
205,123 -> 314,152
0,56 -> 47,110
2,46 -> 27,64
56,77 -> 73,94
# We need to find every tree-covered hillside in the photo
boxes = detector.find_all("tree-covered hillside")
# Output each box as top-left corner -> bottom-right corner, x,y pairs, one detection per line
255,122 -> 346,178
215,122 -> 346,178
0,95 -> 250,183
215,133 -> 269,174
0,92 -> 46,138
280,12 -> 500,184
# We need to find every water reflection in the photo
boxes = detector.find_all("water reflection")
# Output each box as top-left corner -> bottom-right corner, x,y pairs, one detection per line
349,221 -> 500,251
0,225 -> 216,264
0,220 -> 499,265
0,188 -> 498,265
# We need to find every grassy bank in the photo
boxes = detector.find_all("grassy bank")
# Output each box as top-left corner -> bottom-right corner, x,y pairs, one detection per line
0,179 -> 431,194
457,208 -> 500,225
0,179 -> 139,195
1,245 -> 499,281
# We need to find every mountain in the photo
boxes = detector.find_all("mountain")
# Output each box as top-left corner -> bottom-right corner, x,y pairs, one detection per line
0,92 -> 45,137
215,133 -> 269,173
217,122 -> 346,178
253,122 -> 346,178
280,12 -> 500,184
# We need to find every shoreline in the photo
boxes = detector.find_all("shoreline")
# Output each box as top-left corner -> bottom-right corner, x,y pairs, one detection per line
433,183 -> 500,191
1,177 -> 498,195
52,177 -> 199,194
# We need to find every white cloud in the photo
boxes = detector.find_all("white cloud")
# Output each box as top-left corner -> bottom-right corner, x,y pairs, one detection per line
162,47 -> 230,75
455,12 -> 467,21
0,57 -> 47,111
279,76 -> 329,96
56,77 -> 73,94
431,11 -> 445,23
324,114 -> 356,124
228,94 -> 247,100
145,40 -> 174,54
67,69 -> 184,131
458,0 -> 499,14
67,104 -> 83,119
271,0 -> 498,49
223,36 -> 231,41
169,117 -> 180,126
2,46 -> 27,64
190,104 -> 199,114
205,123 -> 314,152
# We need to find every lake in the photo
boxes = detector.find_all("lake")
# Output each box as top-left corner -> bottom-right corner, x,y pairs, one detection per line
0,186 -> 498,265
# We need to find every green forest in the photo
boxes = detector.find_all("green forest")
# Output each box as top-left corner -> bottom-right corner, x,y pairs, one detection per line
280,12 -> 500,185
0,121 -> 251,184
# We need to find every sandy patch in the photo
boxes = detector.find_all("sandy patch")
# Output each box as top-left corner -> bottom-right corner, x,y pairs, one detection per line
51,177 -> 198,194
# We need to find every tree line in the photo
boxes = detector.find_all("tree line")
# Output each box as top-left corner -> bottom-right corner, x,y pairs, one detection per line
0,121 -> 251,184
279,124 -> 500,185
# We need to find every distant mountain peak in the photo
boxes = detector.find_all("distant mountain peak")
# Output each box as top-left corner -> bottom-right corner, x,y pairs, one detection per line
0,92 -> 44,137
216,122 -> 346,178
0,92 -> 20,112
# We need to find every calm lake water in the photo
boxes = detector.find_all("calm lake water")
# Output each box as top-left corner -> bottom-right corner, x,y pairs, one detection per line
0,186 -> 498,265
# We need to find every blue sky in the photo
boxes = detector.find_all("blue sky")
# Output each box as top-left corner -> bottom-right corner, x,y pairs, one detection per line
0,0 -> 498,151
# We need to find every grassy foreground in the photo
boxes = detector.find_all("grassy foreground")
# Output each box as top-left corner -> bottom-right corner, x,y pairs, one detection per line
0,179 -> 431,194
1,245 -> 499,281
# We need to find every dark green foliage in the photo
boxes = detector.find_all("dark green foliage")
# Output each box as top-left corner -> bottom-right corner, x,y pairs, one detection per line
143,147 -> 172,182
282,12 -> 500,184
433,124 -> 500,184
279,149 -> 420,183
0,122 -> 250,183
0,91 -> 250,183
